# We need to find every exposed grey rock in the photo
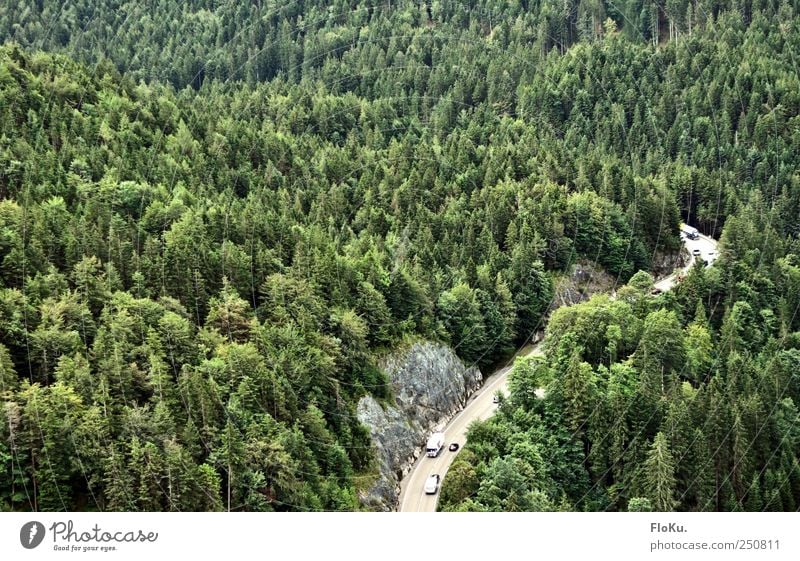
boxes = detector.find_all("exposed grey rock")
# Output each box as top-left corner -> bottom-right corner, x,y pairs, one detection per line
549,260 -> 616,311
356,396 -> 416,511
652,248 -> 688,279
550,251 -> 685,312
357,250 -> 685,510
356,341 -> 482,511
384,340 -> 482,421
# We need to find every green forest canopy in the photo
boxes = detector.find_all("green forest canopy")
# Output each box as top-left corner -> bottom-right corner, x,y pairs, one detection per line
1,0 -> 799,511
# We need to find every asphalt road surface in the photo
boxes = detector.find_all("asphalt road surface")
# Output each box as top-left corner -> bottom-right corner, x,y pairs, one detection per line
654,233 -> 719,292
398,344 -> 543,512
399,228 -> 719,512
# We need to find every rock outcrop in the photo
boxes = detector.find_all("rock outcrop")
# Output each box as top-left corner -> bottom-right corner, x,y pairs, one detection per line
357,341 -> 482,511
356,253 -> 686,510
652,248 -> 688,279
549,260 -> 616,311
550,251 -> 686,311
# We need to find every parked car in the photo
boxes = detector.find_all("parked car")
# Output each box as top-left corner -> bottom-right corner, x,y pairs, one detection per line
492,394 -> 500,404
692,248 -> 702,257
424,474 -> 441,494
448,443 -> 459,452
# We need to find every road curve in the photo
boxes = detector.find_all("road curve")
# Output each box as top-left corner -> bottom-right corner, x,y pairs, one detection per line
398,344 -> 543,512
654,232 -> 719,292
399,228 -> 719,512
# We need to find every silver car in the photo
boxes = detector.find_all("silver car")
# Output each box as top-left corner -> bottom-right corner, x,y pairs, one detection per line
424,474 -> 440,494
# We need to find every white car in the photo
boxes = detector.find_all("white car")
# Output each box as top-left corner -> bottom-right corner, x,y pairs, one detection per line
424,474 -> 440,495
692,249 -> 702,257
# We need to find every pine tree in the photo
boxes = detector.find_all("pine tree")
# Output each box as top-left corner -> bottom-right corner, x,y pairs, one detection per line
212,418 -> 246,512
560,349 -> 597,436
0,343 -> 18,394
744,473 -> 763,511
436,283 -> 488,365
642,432 -> 678,511
627,497 -> 652,511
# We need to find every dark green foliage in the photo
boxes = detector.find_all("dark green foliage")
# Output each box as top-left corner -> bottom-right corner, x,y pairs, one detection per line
641,432 -> 678,511
446,235 -> 800,511
2,0 -> 800,512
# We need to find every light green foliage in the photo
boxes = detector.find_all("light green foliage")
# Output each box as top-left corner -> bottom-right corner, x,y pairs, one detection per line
627,497 -> 652,512
642,432 -> 678,512
635,309 -> 685,400
1,1 -> 799,512
453,237 -> 800,512
0,343 -> 17,394
437,283 -> 488,365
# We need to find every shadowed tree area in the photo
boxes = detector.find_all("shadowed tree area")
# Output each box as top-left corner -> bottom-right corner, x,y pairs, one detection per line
1,1 -> 800,511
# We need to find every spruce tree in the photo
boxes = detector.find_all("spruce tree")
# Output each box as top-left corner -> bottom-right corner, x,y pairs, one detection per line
642,432 -> 678,511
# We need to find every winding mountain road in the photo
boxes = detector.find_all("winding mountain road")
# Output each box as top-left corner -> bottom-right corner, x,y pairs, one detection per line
654,232 -> 719,292
398,227 -> 719,512
398,343 -> 542,512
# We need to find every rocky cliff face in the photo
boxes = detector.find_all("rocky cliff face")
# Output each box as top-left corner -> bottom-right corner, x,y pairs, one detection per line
550,251 -> 685,310
357,341 -> 482,511
652,248 -> 688,278
356,252 -> 684,510
549,260 -> 616,311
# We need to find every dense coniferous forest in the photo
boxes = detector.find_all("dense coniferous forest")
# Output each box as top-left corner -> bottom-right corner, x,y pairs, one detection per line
1,1 -> 799,511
